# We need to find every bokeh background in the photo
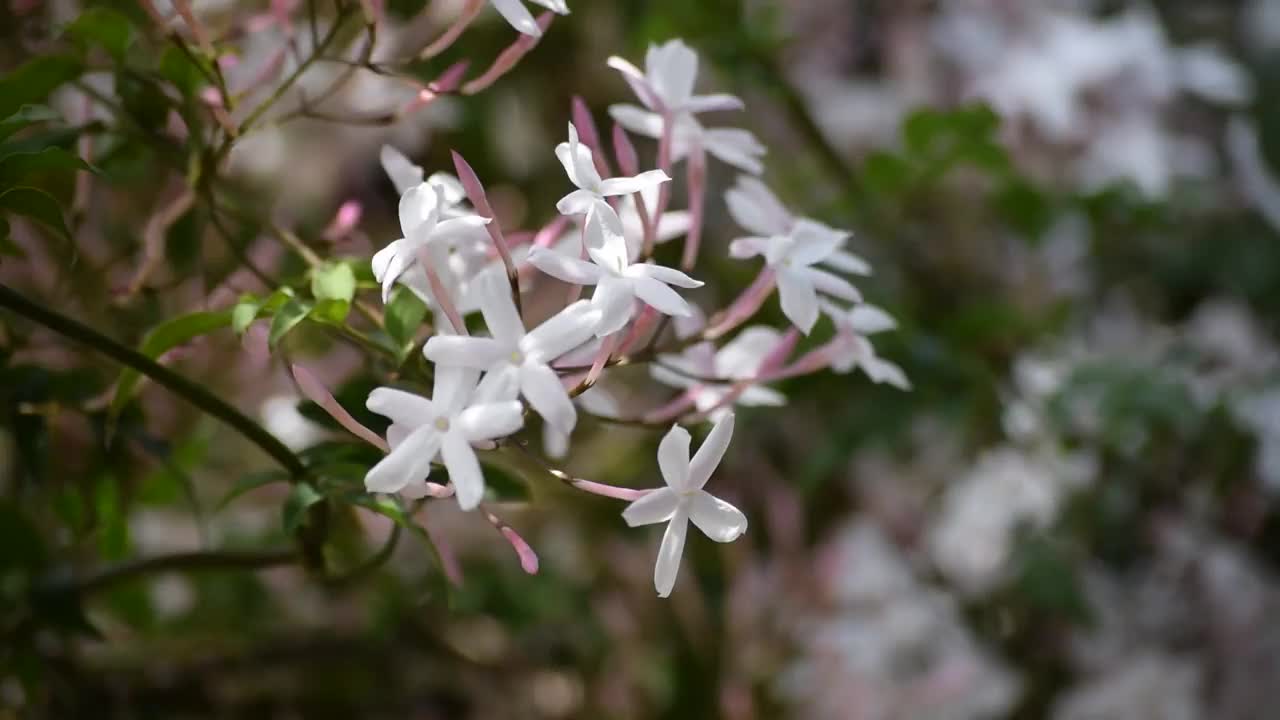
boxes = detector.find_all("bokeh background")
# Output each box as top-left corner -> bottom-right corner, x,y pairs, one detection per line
5,0 -> 1280,717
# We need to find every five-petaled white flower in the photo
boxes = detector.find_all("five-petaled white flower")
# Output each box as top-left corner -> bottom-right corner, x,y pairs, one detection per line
652,326 -> 787,421
556,122 -> 670,235
528,210 -> 703,336
726,176 -> 869,334
822,301 -> 911,390
489,0 -> 568,38
622,413 -> 747,597
423,272 -> 601,435
372,182 -> 492,305
608,39 -> 766,174
364,366 -> 524,510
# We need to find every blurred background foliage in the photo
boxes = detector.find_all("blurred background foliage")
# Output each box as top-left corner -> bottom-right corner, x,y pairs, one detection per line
4,0 -> 1280,718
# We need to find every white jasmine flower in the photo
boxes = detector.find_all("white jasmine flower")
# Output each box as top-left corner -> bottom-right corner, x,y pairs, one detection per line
489,0 -> 568,38
379,145 -> 468,209
608,39 -> 766,173
652,327 -> 787,420
364,366 -> 523,510
423,273 -> 600,435
527,211 -> 703,336
556,122 -> 670,234
372,182 -> 491,303
822,301 -> 911,390
623,413 -> 747,597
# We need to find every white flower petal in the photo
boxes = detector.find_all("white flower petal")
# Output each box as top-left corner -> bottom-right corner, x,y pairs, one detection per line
647,39 -> 697,110
658,423 -> 691,490
654,210 -> 691,243
685,93 -> 745,113
423,335 -> 508,369
457,400 -> 524,442
689,491 -> 747,542
476,272 -> 525,344
789,220 -> 848,265
738,384 -> 786,407
523,300 -> 600,362
630,263 -> 703,288
804,267 -> 862,303
520,362 -> 576,434
650,362 -> 700,390
475,365 -> 521,403
365,426 -> 441,493
442,430 -> 486,510
607,104 -> 664,139
631,275 -> 693,317
823,249 -> 873,276
367,387 -> 436,427
432,365 -> 480,415
606,58 -> 660,111
556,188 -> 600,217
715,326 -> 781,378
654,508 -> 689,597
590,277 -> 637,336
777,268 -> 819,334
380,145 -> 424,195
848,304 -> 897,334
621,487 -> 680,526
864,355 -> 911,390
488,0 -> 541,36
527,246 -> 603,285
399,182 -> 438,237
728,236 -> 770,260
688,412 -> 733,489
703,128 -> 766,174
725,176 -> 791,236
598,170 -> 671,197
528,0 -> 568,14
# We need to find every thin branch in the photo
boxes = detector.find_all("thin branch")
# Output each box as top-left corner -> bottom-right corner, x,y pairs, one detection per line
73,548 -> 298,596
0,284 -> 307,478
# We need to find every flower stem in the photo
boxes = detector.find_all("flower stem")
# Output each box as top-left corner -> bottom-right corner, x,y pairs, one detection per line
70,548 -> 298,596
0,284 -> 307,478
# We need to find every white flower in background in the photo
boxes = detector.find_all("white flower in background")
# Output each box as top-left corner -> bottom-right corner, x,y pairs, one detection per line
620,183 -> 689,257
364,366 -> 524,510
822,301 -> 911,390
489,0 -> 568,38
379,145 -> 468,211
727,177 -> 867,333
652,326 -> 787,420
556,122 -> 670,234
622,413 -> 747,597
1053,652 -> 1204,720
423,273 -> 600,435
543,386 -> 620,458
608,39 -> 766,173
372,181 -> 491,305
527,211 -> 702,336
259,394 -> 326,450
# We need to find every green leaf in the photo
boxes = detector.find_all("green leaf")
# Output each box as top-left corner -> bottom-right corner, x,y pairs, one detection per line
311,262 -> 356,303
310,298 -> 350,324
109,310 -> 232,418
269,299 -> 312,348
0,105 -> 61,144
64,7 -> 135,61
903,109 -> 947,156
282,482 -> 324,534
0,186 -> 70,241
0,217 -> 19,258
158,46 -> 210,98
0,147 -> 94,187
862,152 -> 912,196
385,286 -> 427,354
217,469 -> 290,511
231,296 -> 263,334
0,56 -> 83,120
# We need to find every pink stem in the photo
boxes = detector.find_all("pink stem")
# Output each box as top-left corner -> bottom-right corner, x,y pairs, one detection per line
573,96 -> 613,179
461,13 -> 554,94
483,509 -> 539,575
173,0 -> 215,56
643,389 -> 699,424
645,111 -> 674,259
420,0 -> 484,59
586,331 -> 619,386
422,519 -> 464,586
681,144 -> 707,271
413,246 -> 468,335
619,306 -> 657,355
452,151 -> 519,309
291,364 -> 390,451
705,268 -> 776,340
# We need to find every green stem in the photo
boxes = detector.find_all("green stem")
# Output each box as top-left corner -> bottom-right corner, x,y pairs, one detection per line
71,548 -> 298,595
0,284 -> 307,478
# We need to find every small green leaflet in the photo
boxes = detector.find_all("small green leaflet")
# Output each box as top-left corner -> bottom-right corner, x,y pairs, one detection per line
109,310 -> 232,419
